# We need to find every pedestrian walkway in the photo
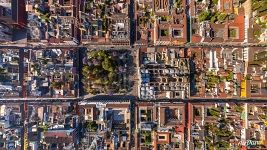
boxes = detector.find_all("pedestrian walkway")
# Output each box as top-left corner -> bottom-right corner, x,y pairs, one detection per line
243,47 -> 249,61
244,16 -> 249,43
243,0 -> 252,17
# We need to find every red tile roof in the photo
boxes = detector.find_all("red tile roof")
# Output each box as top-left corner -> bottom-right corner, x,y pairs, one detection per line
229,14 -> 245,42
191,35 -> 202,43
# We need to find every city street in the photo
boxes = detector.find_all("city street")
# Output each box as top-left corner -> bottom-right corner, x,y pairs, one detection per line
2,96 -> 267,104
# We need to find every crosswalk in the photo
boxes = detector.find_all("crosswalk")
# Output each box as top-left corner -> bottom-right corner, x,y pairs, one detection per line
243,47 -> 249,62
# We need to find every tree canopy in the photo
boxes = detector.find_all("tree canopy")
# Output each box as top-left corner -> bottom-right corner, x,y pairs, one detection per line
82,50 -> 129,95
87,121 -> 98,132
198,11 -> 212,22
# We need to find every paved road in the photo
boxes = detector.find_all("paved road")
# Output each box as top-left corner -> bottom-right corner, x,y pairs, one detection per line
0,44 -> 133,50
138,98 -> 267,103
0,97 -> 80,104
0,42 -> 267,50
19,48 -> 25,97
2,96 -> 267,104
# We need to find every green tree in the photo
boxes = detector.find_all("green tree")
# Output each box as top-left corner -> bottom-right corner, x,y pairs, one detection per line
226,71 -> 234,81
41,58 -> 48,65
85,3 -> 92,12
217,13 -> 228,22
102,17 -> 108,32
234,105 -> 244,113
87,121 -> 98,132
198,11 -> 212,22
216,141 -> 230,149
108,71 -> 115,81
88,50 -> 98,58
92,67 -> 101,75
144,7 -> 151,18
82,50 -> 126,95
208,108 -> 220,117
143,131 -> 152,145
0,67 -> 5,74
32,63 -> 40,71
194,140 -> 202,149
211,16 -> 217,23
175,0 -> 182,7
212,0 -> 219,5
87,88 -> 100,95
102,58 -> 114,72
104,0 -> 111,5
82,66 -> 90,76
254,30 -> 261,38
50,81 -> 63,89
261,107 -> 267,113
98,50 -> 108,58
246,74 -> 252,80
229,29 -> 237,37
39,124 -> 49,132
